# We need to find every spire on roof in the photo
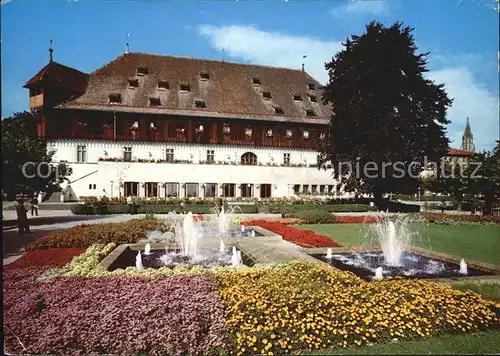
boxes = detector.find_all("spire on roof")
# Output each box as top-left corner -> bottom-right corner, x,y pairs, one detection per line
49,39 -> 53,63
125,42 -> 130,55
464,117 -> 472,137
461,117 -> 475,152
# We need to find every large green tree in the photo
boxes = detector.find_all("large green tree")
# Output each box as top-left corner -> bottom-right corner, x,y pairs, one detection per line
320,21 -> 452,206
2,111 -> 72,200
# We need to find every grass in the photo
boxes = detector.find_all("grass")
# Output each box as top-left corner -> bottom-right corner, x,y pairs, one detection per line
306,330 -> 500,355
298,223 -> 500,265
297,222 -> 500,355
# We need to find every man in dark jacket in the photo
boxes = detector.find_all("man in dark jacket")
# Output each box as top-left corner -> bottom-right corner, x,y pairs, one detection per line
15,199 -> 30,233
30,197 -> 39,216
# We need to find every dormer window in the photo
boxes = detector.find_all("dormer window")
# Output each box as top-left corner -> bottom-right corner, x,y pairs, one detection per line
158,81 -> 170,90
195,100 -> 207,108
128,79 -> 139,88
149,97 -> 161,106
274,107 -> 284,115
307,83 -> 315,91
252,78 -> 261,85
180,83 -> 191,92
109,93 -> 121,104
200,72 -> 210,80
309,95 -> 318,102
305,109 -> 316,117
137,66 -> 148,76
262,91 -> 272,100
293,94 -> 302,101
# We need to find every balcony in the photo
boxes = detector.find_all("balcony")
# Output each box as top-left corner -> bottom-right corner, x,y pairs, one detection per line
29,94 -> 44,109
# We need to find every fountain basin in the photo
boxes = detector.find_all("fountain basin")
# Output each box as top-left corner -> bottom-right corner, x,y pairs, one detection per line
304,246 -> 500,282
100,244 -> 254,271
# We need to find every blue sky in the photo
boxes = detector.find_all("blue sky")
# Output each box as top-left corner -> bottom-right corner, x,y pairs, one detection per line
2,0 -> 498,150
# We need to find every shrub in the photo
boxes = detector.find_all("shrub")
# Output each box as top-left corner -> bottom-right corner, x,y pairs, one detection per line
326,204 -> 378,212
72,203 -> 258,215
335,215 -> 380,224
413,213 -> 500,225
242,220 -> 340,247
26,219 -> 169,251
290,209 -> 336,224
4,269 -> 228,355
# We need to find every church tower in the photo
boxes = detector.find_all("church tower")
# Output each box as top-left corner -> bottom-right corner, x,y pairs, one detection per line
461,117 -> 475,152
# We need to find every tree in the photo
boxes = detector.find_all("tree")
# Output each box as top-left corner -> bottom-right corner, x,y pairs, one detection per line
421,161 -> 468,210
320,21 -> 452,207
2,111 -> 72,200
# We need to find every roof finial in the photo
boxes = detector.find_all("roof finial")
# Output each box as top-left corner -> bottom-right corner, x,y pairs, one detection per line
125,42 -> 130,54
49,39 -> 53,63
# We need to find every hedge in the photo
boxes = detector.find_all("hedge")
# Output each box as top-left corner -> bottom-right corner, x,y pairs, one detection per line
71,203 -> 258,215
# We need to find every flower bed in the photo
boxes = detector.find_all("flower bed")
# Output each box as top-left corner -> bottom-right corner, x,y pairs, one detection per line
214,261 -> 500,354
26,219 -> 169,251
414,213 -> 500,225
335,215 -> 380,224
4,248 -> 85,270
242,220 -> 340,247
4,268 -> 228,355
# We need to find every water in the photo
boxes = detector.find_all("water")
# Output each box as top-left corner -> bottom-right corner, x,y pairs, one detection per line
370,217 -> 413,266
218,206 -> 229,236
220,238 -> 226,253
374,267 -> 383,280
144,243 -> 151,255
460,259 -> 468,275
326,248 -> 333,259
136,251 -> 144,271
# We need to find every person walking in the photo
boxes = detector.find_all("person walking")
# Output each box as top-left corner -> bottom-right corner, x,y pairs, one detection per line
30,196 -> 39,216
15,199 -> 30,234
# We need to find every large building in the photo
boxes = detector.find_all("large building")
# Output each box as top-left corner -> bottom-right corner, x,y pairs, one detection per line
24,48 -> 342,200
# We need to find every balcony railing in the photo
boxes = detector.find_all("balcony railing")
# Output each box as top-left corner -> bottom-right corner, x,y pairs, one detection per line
29,94 -> 44,109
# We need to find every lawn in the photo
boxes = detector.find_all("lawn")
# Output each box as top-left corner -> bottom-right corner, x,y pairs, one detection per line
297,223 -> 500,265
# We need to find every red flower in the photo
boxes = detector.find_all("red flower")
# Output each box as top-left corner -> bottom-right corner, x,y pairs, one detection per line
335,216 -> 379,224
4,248 -> 86,270
242,220 -> 340,248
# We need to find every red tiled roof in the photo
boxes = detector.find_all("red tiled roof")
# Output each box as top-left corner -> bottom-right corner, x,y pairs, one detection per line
23,61 -> 89,93
58,53 -> 332,123
447,148 -> 473,156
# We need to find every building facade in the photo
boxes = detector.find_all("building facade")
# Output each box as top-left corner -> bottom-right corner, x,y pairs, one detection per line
25,50 -> 344,200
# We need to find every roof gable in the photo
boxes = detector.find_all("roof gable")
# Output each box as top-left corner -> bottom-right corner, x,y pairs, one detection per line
24,61 -> 89,93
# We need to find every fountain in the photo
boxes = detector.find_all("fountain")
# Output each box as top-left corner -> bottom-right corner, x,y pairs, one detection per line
136,251 -> 144,271
144,243 -> 151,255
460,259 -> 468,275
220,238 -> 226,253
309,216 -> 496,281
218,206 -> 229,236
231,247 -> 242,267
241,225 -> 245,233
251,230 -> 256,237
181,212 -> 200,257
374,267 -> 384,280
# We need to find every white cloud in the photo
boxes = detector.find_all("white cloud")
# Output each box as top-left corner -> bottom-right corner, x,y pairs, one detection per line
198,25 -> 342,84
198,24 -> 498,151
1,0 -> 13,5
331,0 -> 389,17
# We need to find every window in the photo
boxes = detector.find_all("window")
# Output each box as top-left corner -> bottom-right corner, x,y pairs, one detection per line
309,95 -> 318,102
109,93 -> 121,104
305,109 -> 316,117
207,150 -> 214,163
195,100 -> 207,108
307,83 -> 315,91
124,182 -> 139,196
293,94 -> 302,101
293,184 -> 300,195
241,184 -> 253,198
274,107 -> 284,115
185,183 -> 199,198
204,183 -> 217,197
328,185 -> 335,194
302,184 -> 310,194
180,83 -> 191,92
123,146 -> 132,162
223,183 -> 235,198
283,153 -> 290,166
260,184 -> 272,198
166,148 -> 174,163
158,81 -> 170,90
252,78 -> 261,85
165,183 -> 179,197
137,66 -> 148,76
128,79 -> 139,88
262,91 -> 272,100
241,152 -> 257,165
149,97 -> 161,106
77,145 -> 87,163
319,185 -> 325,194
88,184 -> 96,190
145,182 -> 158,197
200,72 -> 210,80
311,185 -> 318,194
